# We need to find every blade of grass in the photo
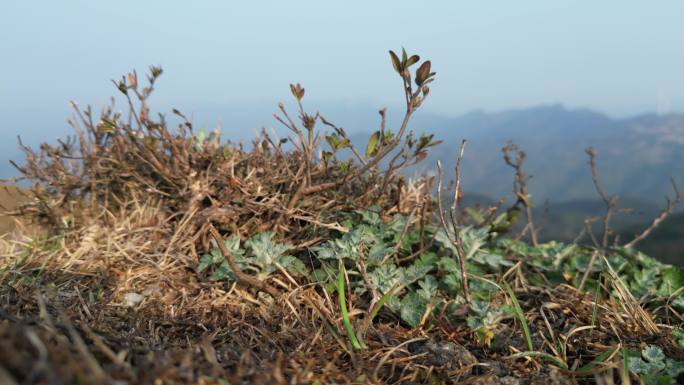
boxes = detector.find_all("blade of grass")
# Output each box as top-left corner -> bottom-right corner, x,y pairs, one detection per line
305,295 -> 352,355
360,284 -> 401,341
506,351 -> 568,370
589,275 -> 601,337
575,346 -> 618,375
338,260 -> 364,351
368,285 -> 400,324
503,282 -> 533,351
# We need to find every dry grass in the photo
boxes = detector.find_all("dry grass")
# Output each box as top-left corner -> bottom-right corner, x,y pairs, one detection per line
1,200 -> 682,384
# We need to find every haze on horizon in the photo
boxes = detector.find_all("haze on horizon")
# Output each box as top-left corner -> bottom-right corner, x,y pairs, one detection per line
1,1 -> 684,144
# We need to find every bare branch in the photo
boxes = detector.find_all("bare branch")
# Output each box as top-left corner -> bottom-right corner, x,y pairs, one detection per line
625,178 -> 682,248
208,224 -> 280,298
502,143 -> 538,246
585,147 -> 618,249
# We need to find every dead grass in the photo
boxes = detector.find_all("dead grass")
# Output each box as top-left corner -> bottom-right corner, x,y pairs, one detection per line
1,200 -> 682,385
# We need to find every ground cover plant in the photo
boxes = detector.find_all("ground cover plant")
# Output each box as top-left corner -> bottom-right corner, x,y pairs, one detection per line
1,49 -> 683,385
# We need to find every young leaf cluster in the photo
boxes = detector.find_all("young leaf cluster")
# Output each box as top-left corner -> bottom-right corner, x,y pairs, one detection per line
198,232 -> 304,282
625,345 -> 684,385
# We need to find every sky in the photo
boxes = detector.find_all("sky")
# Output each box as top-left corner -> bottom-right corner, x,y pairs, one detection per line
1,1 -> 684,142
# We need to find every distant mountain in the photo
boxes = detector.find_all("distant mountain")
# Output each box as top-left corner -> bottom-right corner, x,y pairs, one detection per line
619,213 -> 684,266
340,104 -> 682,206
407,105 -> 684,205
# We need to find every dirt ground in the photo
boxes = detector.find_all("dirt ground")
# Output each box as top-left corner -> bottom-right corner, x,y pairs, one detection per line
0,185 -> 27,235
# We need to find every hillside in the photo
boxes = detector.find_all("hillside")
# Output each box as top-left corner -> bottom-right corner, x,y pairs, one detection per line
619,212 -> 684,266
344,105 -> 684,204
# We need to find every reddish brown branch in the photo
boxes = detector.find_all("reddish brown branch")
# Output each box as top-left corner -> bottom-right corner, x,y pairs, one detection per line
625,178 -> 682,249
208,224 -> 280,298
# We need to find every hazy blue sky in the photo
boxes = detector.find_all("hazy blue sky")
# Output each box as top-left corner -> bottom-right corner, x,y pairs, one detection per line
1,0 -> 684,141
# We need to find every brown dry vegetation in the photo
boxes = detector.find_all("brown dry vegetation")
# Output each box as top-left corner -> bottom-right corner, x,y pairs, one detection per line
0,186 -> 29,235
1,52 -> 683,385
2,203 -> 682,385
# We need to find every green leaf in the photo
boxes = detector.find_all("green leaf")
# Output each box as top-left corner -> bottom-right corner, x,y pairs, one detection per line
400,292 -> 426,328
369,263 -> 404,294
665,359 -> 684,378
278,255 -> 306,275
465,208 -> 485,225
322,151 -> 333,164
337,261 -> 364,350
504,283 -> 533,351
661,267 -> 684,293
673,328 -> 684,348
325,134 -> 341,150
628,356 -> 651,374
365,131 -> 380,157
405,54 -> 419,67
416,276 -> 438,301
642,346 -> 666,368
210,262 -> 233,281
198,254 -> 215,273
246,232 -> 289,266
199,236 -> 246,282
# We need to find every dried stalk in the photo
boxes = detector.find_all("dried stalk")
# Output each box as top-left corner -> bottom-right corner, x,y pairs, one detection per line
502,143 -> 538,246
436,140 -> 471,304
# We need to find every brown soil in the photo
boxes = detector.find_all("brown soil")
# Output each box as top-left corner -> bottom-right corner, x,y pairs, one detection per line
0,185 -> 27,235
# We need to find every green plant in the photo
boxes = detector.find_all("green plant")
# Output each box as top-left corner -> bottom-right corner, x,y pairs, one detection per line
336,261 -> 366,351
674,328 -> 684,348
466,300 -> 514,346
198,232 -> 304,282
625,345 -> 684,385
503,282 -> 533,351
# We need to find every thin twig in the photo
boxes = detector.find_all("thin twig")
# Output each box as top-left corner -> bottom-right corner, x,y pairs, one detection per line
586,147 -> 618,249
208,224 -> 279,298
502,143 -> 538,246
436,140 -> 471,304
625,178 -> 682,248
